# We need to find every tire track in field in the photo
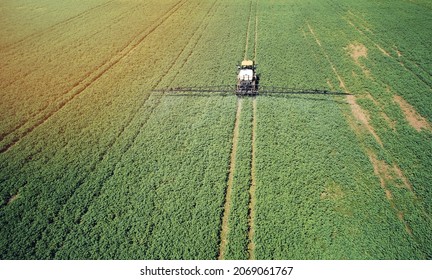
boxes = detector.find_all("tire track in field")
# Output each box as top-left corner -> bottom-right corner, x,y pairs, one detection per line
218,97 -> 243,260
31,0 -> 218,258
243,0 -> 254,60
166,0 -> 220,85
1,0 -> 187,251
218,0 -> 254,259
0,0 -> 115,52
247,97 -> 257,260
38,0 -> 195,254
0,0 -> 188,154
247,0 -> 259,260
219,0 -> 259,260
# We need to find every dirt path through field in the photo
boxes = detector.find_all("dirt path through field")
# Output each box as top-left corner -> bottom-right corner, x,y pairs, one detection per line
246,0 -> 259,260
218,98 -> 243,260
248,97 -> 257,259
219,0 -> 258,259
243,0 -> 254,60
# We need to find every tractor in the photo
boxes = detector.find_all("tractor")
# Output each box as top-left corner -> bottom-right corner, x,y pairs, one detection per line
236,60 -> 258,95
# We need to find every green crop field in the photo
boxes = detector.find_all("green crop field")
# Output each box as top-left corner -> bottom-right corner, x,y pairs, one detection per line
0,0 -> 431,260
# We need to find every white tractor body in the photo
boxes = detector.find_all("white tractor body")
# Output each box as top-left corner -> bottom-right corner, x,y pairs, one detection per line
238,69 -> 254,81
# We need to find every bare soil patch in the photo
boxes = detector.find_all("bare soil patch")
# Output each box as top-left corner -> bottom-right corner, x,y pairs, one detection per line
398,211 -> 413,236
347,43 -> 367,63
367,150 -> 413,235
394,95 -> 431,132
397,49 -> 402,57
393,164 -> 413,191
346,43 -> 372,78
367,149 -> 414,192
7,193 -> 20,205
368,150 -> 392,188
321,183 -> 344,200
347,95 -> 383,146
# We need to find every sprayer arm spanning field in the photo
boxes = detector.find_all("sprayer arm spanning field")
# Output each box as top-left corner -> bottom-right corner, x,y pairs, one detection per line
154,85 -> 349,96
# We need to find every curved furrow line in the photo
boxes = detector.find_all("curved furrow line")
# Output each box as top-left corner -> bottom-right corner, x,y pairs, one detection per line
0,0 -> 188,154
0,0 -> 115,53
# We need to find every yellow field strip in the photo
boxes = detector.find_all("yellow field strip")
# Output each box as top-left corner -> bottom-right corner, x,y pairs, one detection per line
0,0 -> 188,153
0,0 -> 115,52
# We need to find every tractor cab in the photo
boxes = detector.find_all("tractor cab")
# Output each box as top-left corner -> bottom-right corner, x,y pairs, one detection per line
237,60 -> 258,95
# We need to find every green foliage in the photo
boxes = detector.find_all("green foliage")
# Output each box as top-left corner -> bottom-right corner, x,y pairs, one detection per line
0,0 -> 430,260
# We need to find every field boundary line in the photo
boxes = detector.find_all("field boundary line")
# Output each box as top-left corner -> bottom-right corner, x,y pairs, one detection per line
247,97 -> 257,260
0,0 -> 188,154
0,0 -> 115,52
218,98 -> 242,260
